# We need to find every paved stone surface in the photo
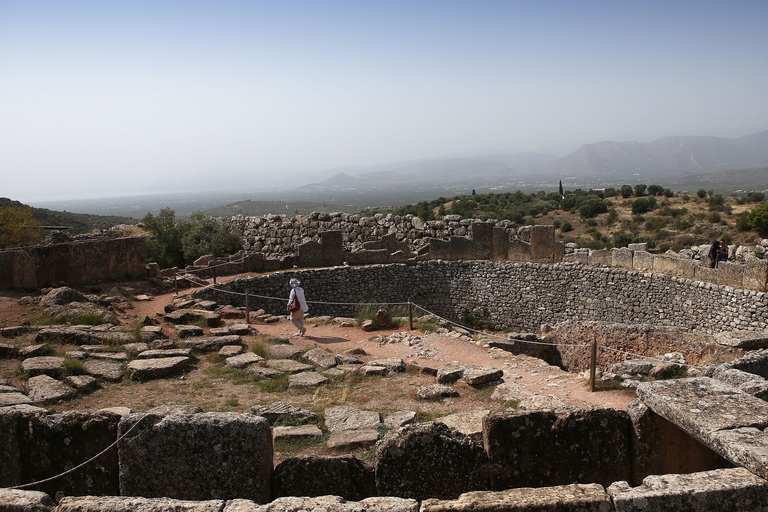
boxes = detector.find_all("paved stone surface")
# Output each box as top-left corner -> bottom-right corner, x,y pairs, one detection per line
324,406 -> 381,432
137,348 -> 193,359
182,335 -> 242,351
226,352 -> 265,369
28,375 -> 76,403
303,347 -> 337,368
127,357 -> 192,380
267,359 -> 313,374
289,371 -> 329,388
267,344 -> 303,360
83,360 -> 124,381
21,356 -> 65,377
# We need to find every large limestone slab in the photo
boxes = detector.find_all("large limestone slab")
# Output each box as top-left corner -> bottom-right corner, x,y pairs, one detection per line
253,401 -> 317,425
35,326 -> 94,345
164,309 -> 221,327
324,406 -> 381,432
27,375 -> 76,403
0,391 -> 33,407
118,412 -> 272,502
181,334 -> 241,351
715,331 -> 768,349
708,427 -> 768,480
21,356 -> 65,377
485,407 -> 631,490
271,454 -> 375,501
367,357 -> 406,373
137,348 -> 193,359
56,496 -> 224,512
288,371 -> 329,388
267,344 -> 303,360
0,488 -> 55,512
223,496 -> 418,512
83,360 -> 124,381
327,429 -> 379,450
436,410 -> 490,441
610,467 -> 768,512
226,352 -> 265,369
273,425 -> 323,440
303,347 -> 337,368
462,366 -> 503,386
267,359 -> 313,373
421,483 -> 610,511
127,356 -> 192,380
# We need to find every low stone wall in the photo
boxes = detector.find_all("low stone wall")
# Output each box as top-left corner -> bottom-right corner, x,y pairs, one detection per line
193,260 -> 768,335
0,237 -> 146,290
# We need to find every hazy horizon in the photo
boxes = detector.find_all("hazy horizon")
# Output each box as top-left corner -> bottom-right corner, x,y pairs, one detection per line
3,1 -> 768,203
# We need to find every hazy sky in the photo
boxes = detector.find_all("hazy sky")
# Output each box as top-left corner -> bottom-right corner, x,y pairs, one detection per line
2,0 -> 768,203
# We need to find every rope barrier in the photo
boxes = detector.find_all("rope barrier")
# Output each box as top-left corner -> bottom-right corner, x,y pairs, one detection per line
11,414 -> 148,490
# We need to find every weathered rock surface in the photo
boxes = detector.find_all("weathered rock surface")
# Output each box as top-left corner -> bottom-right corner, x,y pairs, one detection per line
289,371 -> 329,388
324,406 -> 381,432
421,483 -> 610,511
490,381 -> 533,402
55,496 -> 225,512
118,412 -> 272,502
253,401 -> 317,425
303,347 -> 337,368
272,455 -> 375,500
367,357 -> 406,372
715,330 -> 768,349
35,326 -> 94,345
27,374 -> 76,403
226,352 -> 265,369
247,366 -> 284,379
266,344 -> 302,360
164,309 -> 221,327
436,410 -> 490,441
437,362 -> 466,384
267,359 -> 312,373
21,356 -> 65,377
376,421 -> 490,500
218,345 -> 243,357
182,335 -> 242,351
148,404 -> 203,415
273,425 -> 323,440
83,360 -> 124,381
127,356 -> 192,380
175,325 -> 205,338
461,366 -> 503,386
384,410 -> 417,428
0,391 -> 33,407
40,286 -> 88,307
223,496 -> 419,512
327,429 -> 379,450
417,384 -> 459,400
137,348 -> 193,359
0,488 -> 55,512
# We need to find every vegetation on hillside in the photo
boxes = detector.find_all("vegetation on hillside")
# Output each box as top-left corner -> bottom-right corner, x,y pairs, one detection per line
143,209 -> 243,268
364,185 -> 768,252
0,198 -> 137,236
0,205 -> 44,249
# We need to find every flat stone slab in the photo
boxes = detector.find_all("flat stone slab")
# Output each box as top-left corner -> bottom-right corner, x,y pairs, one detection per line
490,381 -> 534,402
267,359 -> 313,374
0,489 -> 56,511
437,362 -> 466,383
336,364 -> 363,374
28,374 -> 76,403
225,496 -> 418,512
303,347 -> 337,368
384,410 -> 417,428
164,309 -> 221,327
436,410 -> 491,438
253,401 -> 318,425
335,354 -> 363,365
175,325 -> 205,338
359,365 -> 387,377
18,344 -> 48,358
124,343 -> 150,355
66,374 -> 98,391
226,352 -> 265,369
247,366 -> 284,379
127,357 -> 192,380
327,429 -> 379,450
715,331 -> 768,349
0,391 -> 33,406
267,344 -> 302,360
324,406 -> 381,432
0,342 -> 19,358
273,425 -> 323,440
288,372 -> 329,388
462,366 -> 503,386
609,467 -> 768,512
417,384 -> 459,400
84,360 -> 124,381
35,326 -> 94,345
209,327 -> 230,336
137,348 -> 193,359
56,495 -> 225,512
218,345 -> 243,357
709,427 -> 768,480
421,483 -> 609,512
21,356 -> 65,377
518,394 -> 566,410
182,335 -> 242,351
367,357 -> 406,372
0,384 -> 22,393
89,352 -> 129,361
228,324 -> 252,335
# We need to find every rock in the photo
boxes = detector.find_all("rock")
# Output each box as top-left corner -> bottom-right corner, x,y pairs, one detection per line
518,394 -> 566,410
0,342 -> 20,358
336,364 -> 363,374
715,331 -> 768,349
226,352 -> 265,369
303,347 -> 337,368
117,412 -> 272,502
490,382 -> 533,402
195,300 -> 218,311
335,354 -> 362,365
247,366 -> 284,379
175,325 -> 205,338
56,496 -> 224,512
358,365 -> 387,377
273,425 -> 323,440
421,484 -> 611,511
288,372 -> 329,388
271,454 -> 375,501
267,344 -> 302,360
223,496 -> 418,512
44,302 -> 118,325
148,404 -> 203,415
228,323 -> 252,335
417,384 -> 459,400
384,410 -> 417,428
29,376 -> 79,403
253,401 -> 317,425
218,345 -> 244,357
65,374 -> 98,391
35,326 -> 94,345
140,325 -> 163,341
375,309 -> 393,328
437,362 -> 466,384
21,356 -> 65,377
267,359 -> 313,374
361,320 -> 375,331
436,410 -> 491,441
89,352 -> 129,362
137,348 -> 192,359
18,344 -> 48,358
376,422 -> 489,500
327,429 -> 379,450
324,406 -> 381,432
182,335 -> 242,351
127,357 -> 191,380
164,309 -> 221,327
462,366 -> 503,386
83,360 -> 124,381
0,488 -> 56,511
218,305 -> 245,319
39,286 -> 88,307
124,343 -> 150,355
100,407 -> 133,416
367,357 -> 406,373
0,391 -> 33,407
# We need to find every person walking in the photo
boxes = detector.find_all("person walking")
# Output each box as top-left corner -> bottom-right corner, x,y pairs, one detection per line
287,278 -> 308,336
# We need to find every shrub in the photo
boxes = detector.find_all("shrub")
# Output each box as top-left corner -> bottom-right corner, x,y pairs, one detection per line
560,220 -> 573,232
631,198 -> 652,215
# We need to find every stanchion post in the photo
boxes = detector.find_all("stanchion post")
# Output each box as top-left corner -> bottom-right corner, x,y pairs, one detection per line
589,336 -> 597,392
408,297 -> 413,330
174,275 -> 178,295
245,290 -> 250,324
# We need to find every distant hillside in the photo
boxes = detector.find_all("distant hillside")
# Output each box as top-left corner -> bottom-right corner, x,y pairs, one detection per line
205,200 -> 361,218
544,130 -> 768,178
668,167 -> 768,192
0,198 -> 137,235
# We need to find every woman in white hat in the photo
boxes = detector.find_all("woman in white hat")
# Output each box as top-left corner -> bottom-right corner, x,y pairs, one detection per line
287,278 -> 308,336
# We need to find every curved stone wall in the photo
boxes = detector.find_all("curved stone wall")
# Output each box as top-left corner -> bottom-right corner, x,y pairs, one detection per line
193,260 -> 768,335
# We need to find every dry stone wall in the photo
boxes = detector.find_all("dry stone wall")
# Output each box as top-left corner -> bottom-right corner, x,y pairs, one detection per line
194,260 -> 768,335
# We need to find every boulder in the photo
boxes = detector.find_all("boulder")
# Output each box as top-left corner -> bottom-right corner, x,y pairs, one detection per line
375,309 -> 393,328
272,455 -> 375,500
39,286 -> 88,307
118,412 -> 272,502
375,422 -> 490,500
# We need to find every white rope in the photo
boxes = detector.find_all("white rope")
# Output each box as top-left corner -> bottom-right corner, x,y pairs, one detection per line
11,414 -> 148,490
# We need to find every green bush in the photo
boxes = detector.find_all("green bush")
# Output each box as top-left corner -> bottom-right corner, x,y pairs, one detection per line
749,204 -> 768,233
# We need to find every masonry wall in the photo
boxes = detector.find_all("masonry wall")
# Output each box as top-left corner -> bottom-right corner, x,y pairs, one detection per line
0,237 -> 146,290
193,260 -> 768,335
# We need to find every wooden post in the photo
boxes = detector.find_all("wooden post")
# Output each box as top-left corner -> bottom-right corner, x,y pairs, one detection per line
174,275 -> 178,295
408,297 -> 413,331
213,266 -> 217,285
589,336 -> 597,392
245,290 -> 250,324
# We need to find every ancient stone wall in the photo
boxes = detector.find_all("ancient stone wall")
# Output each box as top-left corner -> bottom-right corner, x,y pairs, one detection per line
0,237 -> 146,290
193,260 -> 768,335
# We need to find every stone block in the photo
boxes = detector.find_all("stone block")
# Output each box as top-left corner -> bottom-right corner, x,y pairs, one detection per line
0,488 -> 55,512
470,222 -> 493,253
0,250 -> 16,289
611,247 -> 633,269
553,241 -> 565,263
633,251 -> 654,271
272,455 -> 375,500
491,227 -> 509,262
421,483 -> 611,512
563,252 -> 588,265
0,410 -> 22,487
118,412 -> 273,502
507,239 -> 531,263
56,496 -> 223,512
694,265 -> 718,283
450,236 -> 488,261
529,225 -> 555,263
108,238 -> 128,279
744,259 -> 768,291
627,243 -> 648,252
428,238 -> 450,260
721,348 -> 768,377
20,411 -> 121,499
375,422 -> 490,500
12,247 -> 37,289
675,258 -> 697,278
484,407 -> 631,490
716,261 -> 744,288
85,240 -> 111,281
224,496 -> 418,512
588,248 -> 611,266
320,230 -> 344,266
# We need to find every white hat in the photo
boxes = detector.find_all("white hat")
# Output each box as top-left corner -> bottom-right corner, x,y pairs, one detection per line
289,278 -> 300,287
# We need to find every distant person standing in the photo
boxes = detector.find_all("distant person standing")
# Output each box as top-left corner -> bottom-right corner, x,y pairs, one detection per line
718,239 -> 729,264
287,278 -> 308,336
708,240 -> 720,268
